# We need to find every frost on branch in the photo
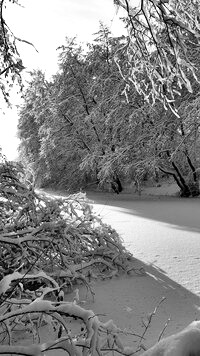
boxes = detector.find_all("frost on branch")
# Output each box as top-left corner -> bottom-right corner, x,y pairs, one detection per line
114,0 -> 200,115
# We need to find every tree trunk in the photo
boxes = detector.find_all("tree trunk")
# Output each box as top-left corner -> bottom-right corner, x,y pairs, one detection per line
187,181 -> 200,197
184,153 -> 199,196
159,166 -> 200,197
111,175 -> 123,194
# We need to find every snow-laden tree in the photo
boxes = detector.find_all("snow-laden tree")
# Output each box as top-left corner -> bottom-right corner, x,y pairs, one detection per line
18,70 -> 55,187
0,0 -> 23,104
117,95 -> 200,197
114,0 -> 200,115
0,0 -> 37,106
18,29 -> 140,193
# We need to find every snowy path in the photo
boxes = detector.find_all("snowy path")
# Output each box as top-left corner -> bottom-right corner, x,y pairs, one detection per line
88,193 -> 200,296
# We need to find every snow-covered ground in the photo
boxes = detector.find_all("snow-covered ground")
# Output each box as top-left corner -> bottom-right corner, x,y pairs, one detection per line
84,190 -> 200,349
26,188 -> 200,354
88,191 -> 200,295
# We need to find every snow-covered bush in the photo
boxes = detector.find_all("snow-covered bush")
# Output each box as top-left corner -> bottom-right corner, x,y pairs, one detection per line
0,157 -> 143,355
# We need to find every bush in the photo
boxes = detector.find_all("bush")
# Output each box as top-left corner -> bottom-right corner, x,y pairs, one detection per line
0,158 -> 143,355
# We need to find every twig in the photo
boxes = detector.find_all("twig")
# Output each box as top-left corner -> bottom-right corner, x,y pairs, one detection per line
138,296 -> 166,345
158,317 -> 171,342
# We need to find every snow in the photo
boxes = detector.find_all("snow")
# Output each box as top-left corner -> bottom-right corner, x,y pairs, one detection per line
84,190 -> 200,350
141,321 -> 200,356
88,192 -> 200,296
8,187 -> 200,355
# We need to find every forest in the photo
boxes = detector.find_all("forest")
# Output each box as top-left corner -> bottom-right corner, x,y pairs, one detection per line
1,0 -> 200,355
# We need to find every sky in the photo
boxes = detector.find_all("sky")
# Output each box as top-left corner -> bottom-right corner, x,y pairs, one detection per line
0,0 -> 127,160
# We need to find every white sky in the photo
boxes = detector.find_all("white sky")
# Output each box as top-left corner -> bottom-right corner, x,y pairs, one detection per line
0,0 -> 126,160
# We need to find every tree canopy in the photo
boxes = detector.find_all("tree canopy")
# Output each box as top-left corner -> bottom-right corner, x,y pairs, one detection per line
18,28 -> 136,192
114,0 -> 200,115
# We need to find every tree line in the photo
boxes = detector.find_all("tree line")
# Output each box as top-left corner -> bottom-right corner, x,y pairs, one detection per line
18,21 -> 200,197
